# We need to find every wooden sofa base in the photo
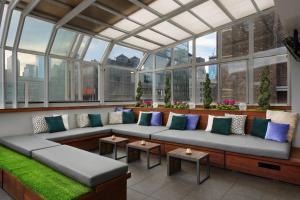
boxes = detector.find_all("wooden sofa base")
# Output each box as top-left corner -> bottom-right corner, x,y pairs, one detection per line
0,169 -> 2,188
1,169 -> 131,200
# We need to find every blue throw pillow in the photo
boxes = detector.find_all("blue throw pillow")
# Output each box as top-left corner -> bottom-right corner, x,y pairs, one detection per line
115,107 -> 132,112
151,112 -> 162,126
45,116 -> 66,133
185,114 -> 200,130
265,122 -> 289,143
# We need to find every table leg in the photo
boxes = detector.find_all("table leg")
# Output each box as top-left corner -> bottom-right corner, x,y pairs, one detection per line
127,147 -> 140,163
147,146 -> 162,169
197,156 -> 210,184
168,156 -> 181,175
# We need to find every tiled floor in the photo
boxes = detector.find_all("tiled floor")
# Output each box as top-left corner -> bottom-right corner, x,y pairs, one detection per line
1,151 -> 300,200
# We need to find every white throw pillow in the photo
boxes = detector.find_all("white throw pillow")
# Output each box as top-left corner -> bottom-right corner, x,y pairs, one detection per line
109,112 -> 123,124
53,114 -> 69,130
76,114 -> 90,128
137,111 -> 151,124
166,112 -> 184,128
32,115 -> 49,134
225,114 -> 247,135
205,115 -> 215,132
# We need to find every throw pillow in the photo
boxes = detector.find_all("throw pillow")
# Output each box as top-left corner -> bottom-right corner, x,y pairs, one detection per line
137,111 -> 151,124
123,111 -> 135,124
205,115 -> 215,132
265,122 -> 290,143
251,117 -> 271,139
151,112 -> 162,126
53,114 -> 69,130
266,110 -> 298,142
109,112 -> 123,124
225,114 -> 247,135
45,116 -> 66,133
88,114 -> 103,127
185,114 -> 200,130
115,107 -> 132,112
32,115 -> 50,134
211,118 -> 232,135
170,116 -> 187,130
138,113 -> 152,126
166,112 -> 184,128
76,114 -> 90,128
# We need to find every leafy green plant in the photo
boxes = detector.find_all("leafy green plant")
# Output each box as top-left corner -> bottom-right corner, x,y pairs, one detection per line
172,101 -> 189,109
135,80 -> 143,107
164,76 -> 171,108
258,68 -> 271,110
203,73 -> 213,109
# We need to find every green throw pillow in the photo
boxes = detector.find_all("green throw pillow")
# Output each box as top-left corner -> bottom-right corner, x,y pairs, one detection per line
88,114 -> 103,127
138,113 -> 152,126
45,116 -> 66,133
170,116 -> 187,130
211,118 -> 232,135
251,117 -> 271,139
123,111 -> 135,124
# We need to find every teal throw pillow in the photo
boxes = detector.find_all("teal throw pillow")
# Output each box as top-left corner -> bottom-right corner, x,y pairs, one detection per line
251,117 -> 271,139
45,116 -> 66,133
123,111 -> 135,124
88,114 -> 103,127
138,113 -> 152,126
211,118 -> 232,135
170,116 -> 187,130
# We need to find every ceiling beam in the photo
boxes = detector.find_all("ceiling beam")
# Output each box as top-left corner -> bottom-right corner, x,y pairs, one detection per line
213,0 -> 235,21
250,0 -> 261,12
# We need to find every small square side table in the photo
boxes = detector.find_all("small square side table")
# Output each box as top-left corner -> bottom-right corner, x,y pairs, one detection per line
99,136 -> 129,160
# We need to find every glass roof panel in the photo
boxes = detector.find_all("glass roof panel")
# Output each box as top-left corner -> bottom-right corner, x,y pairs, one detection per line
6,10 -> 21,47
219,0 -> 257,19
191,0 -> 231,28
114,19 -> 140,31
75,35 -> 90,59
171,11 -> 210,34
51,28 -> 76,56
19,16 -> 54,52
84,38 -> 109,62
123,37 -> 160,50
0,4 -> 8,44
149,0 -> 180,15
152,21 -> 191,40
137,29 -> 175,45
254,0 -> 274,11
100,28 -> 125,39
129,8 -> 158,25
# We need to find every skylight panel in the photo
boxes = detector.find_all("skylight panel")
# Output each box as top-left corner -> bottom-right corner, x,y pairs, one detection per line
191,0 -> 231,28
177,0 -> 193,4
152,21 -> 191,40
254,0 -> 274,11
129,9 -> 158,25
137,29 -> 175,45
123,37 -> 160,50
100,28 -> 125,39
219,0 -> 257,19
149,0 -> 180,15
114,19 -> 140,31
171,11 -> 210,34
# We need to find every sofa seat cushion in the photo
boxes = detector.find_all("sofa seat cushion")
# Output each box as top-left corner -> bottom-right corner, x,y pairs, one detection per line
35,127 -> 112,141
107,124 -> 168,139
32,145 -> 128,187
0,135 -> 60,157
152,130 -> 291,159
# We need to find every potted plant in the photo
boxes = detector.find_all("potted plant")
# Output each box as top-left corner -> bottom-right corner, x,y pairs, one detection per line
216,99 -> 238,110
258,68 -> 271,110
135,80 -> 143,107
164,76 -> 172,108
203,73 -> 213,109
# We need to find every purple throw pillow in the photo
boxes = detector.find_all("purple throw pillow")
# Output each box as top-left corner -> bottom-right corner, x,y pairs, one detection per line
185,114 -> 200,130
265,122 -> 290,143
151,112 -> 162,126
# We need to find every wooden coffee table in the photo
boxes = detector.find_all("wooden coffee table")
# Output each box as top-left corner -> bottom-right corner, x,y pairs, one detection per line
126,141 -> 161,169
167,148 -> 210,184
99,136 -> 129,160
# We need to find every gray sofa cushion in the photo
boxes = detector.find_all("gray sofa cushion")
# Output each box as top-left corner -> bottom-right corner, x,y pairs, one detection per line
0,135 -> 60,157
32,145 -> 128,187
35,127 -> 112,141
152,130 -> 291,159
107,124 -> 168,139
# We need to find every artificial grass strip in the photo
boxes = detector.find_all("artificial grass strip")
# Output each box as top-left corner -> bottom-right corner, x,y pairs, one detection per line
0,146 -> 91,200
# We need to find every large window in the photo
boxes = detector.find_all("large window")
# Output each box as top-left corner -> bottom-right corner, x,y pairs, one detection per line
173,68 -> 192,101
107,45 -> 143,68
5,50 -> 12,103
17,53 -> 44,102
173,41 -> 193,65
196,32 -> 217,63
154,71 -> 171,102
84,38 -> 108,62
51,29 -> 76,56
156,48 -> 171,68
141,55 -> 153,71
82,62 -> 98,101
139,73 -> 152,100
6,10 -> 20,47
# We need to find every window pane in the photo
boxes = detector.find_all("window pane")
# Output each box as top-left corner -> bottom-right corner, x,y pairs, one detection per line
139,73 -> 152,100
0,4 -> 8,44
254,12 -> 284,53
84,38 -> 108,62
77,35 -> 90,58
19,17 -> 54,52
196,65 -> 218,103
155,71 -> 171,102
6,10 -> 21,47
104,68 -> 135,101
173,68 -> 192,102
5,50 -> 12,103
254,55 -> 288,104
107,45 -> 143,68
17,53 -> 44,102
174,41 -> 193,65
82,62 -> 98,101
51,29 -> 76,56
155,48 -> 171,68
141,55 -> 153,71
220,61 -> 247,102
49,58 -> 68,101
222,21 -> 249,58
196,32 -> 217,63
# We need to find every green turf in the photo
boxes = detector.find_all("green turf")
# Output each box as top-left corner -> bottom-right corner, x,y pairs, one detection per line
0,146 -> 91,200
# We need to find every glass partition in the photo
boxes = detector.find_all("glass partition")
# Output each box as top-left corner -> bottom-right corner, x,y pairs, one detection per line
49,58 -> 68,101
173,41 -> 193,65
155,48 -> 171,68
140,55 -> 154,71
107,45 -> 143,68
82,62 -> 98,101
6,10 -> 21,47
84,38 -> 108,62
173,68 -> 192,101
51,29 -> 76,56
154,71 -> 171,102
196,32 -> 217,63
139,72 -> 153,100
